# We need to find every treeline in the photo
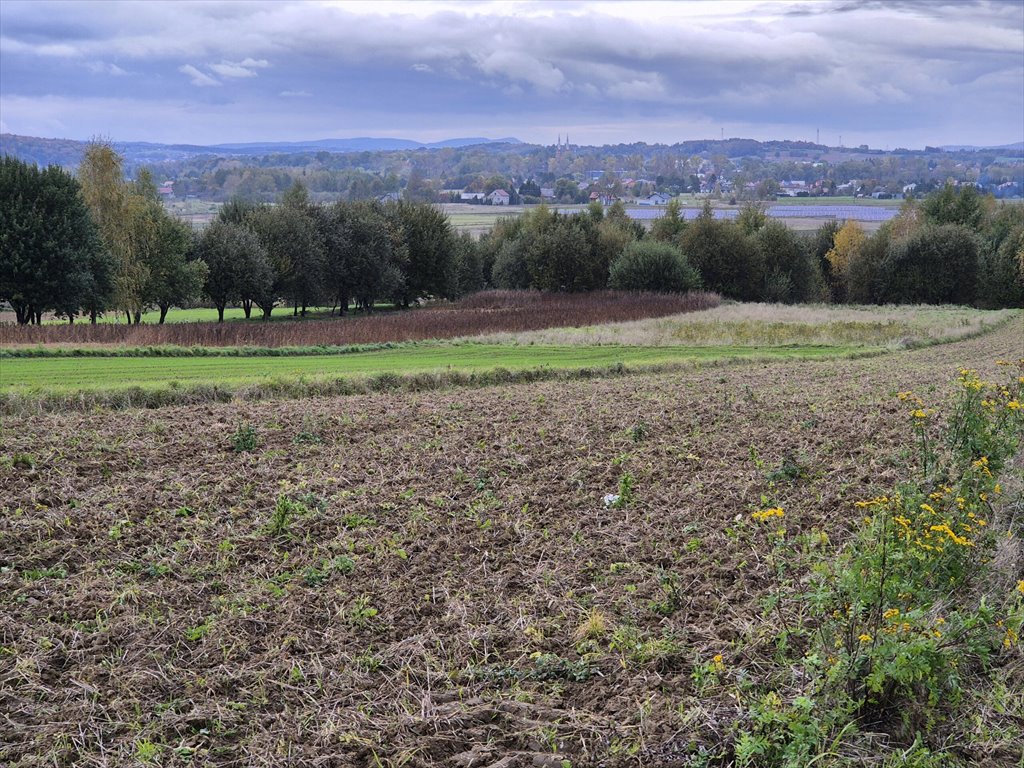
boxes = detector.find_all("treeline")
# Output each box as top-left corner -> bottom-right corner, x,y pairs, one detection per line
478,200 -> 824,303
823,185 -> 1024,307
1,148 -> 483,324
479,189 -> 1023,308
1,156 -> 107,324
200,187 -> 481,320
3,147 -> 1022,327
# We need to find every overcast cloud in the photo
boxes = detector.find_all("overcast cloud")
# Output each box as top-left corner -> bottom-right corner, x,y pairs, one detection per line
1,0 -> 1021,148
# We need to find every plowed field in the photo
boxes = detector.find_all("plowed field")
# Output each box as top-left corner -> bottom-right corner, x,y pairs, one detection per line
2,319 -> 1022,767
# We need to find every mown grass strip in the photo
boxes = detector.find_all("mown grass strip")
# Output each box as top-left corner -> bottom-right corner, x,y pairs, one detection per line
0,343 -> 876,413
0,343 -> 864,392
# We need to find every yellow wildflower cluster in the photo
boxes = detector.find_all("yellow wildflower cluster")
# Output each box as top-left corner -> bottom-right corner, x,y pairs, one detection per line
854,495 -> 891,509
712,654 -> 725,671
885,488 -> 985,554
897,387 -> 936,420
971,456 -> 992,478
875,611 -> 953,641
928,523 -> 973,548
958,369 -> 986,392
1004,627 -> 1019,650
1016,580 -> 1024,595
858,633 -> 872,644
751,507 -> 784,522
962,362 -> 1024,413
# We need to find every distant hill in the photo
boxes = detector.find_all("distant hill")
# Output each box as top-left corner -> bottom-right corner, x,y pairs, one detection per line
939,141 -> 1024,152
207,136 -> 522,153
0,133 -> 523,169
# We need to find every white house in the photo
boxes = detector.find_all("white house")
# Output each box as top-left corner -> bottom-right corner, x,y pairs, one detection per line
488,189 -> 511,205
638,192 -> 670,206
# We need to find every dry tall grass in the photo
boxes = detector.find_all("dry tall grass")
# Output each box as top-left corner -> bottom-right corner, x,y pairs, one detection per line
471,302 -> 1020,348
0,290 -> 720,348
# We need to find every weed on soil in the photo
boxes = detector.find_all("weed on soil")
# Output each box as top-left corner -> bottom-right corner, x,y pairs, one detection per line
1,321 -> 1022,766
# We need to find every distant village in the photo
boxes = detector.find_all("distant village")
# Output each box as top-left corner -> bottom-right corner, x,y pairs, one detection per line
6,131 -> 1020,208
150,136 -> 1022,209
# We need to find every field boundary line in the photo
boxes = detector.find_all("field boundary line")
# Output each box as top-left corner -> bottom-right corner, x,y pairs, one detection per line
0,347 -> 886,415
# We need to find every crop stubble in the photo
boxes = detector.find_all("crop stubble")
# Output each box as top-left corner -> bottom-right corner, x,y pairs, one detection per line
1,320 -> 1021,766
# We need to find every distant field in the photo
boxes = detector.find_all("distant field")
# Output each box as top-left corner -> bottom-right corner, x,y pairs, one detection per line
782,216 -> 885,232
153,196 -> 904,238
443,205 -> 524,236
165,198 -> 220,229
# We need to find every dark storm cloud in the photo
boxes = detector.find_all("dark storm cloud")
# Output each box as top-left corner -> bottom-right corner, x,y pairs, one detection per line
0,0 -> 1020,147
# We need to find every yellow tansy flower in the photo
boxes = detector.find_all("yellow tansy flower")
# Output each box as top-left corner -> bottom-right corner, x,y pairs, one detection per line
751,507 -> 784,522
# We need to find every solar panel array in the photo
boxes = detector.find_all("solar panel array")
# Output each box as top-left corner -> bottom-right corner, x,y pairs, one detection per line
767,205 -> 898,221
558,206 -> 899,223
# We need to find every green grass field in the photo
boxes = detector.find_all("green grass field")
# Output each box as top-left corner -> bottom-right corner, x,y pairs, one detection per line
127,306 -> 351,324
0,305 -> 401,326
0,342 -> 865,392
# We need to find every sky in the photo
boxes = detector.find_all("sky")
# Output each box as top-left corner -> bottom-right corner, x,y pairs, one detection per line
1,0 -> 1022,149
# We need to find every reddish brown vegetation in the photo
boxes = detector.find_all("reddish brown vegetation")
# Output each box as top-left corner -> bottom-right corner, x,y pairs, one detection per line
0,290 -> 719,348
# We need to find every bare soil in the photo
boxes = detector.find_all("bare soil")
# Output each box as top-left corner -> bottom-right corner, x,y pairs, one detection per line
1,322 -> 1021,767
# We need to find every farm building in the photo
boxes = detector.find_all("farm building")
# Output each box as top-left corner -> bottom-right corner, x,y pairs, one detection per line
638,192 -> 670,206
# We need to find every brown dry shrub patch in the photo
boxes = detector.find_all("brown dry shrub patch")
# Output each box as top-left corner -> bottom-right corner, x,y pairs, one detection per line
0,290 -> 720,349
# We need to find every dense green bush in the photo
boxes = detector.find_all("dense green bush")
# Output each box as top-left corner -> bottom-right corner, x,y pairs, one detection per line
678,205 -> 763,301
608,241 -> 701,293
841,190 -> 1022,308
754,220 -> 824,303
875,224 -> 979,305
